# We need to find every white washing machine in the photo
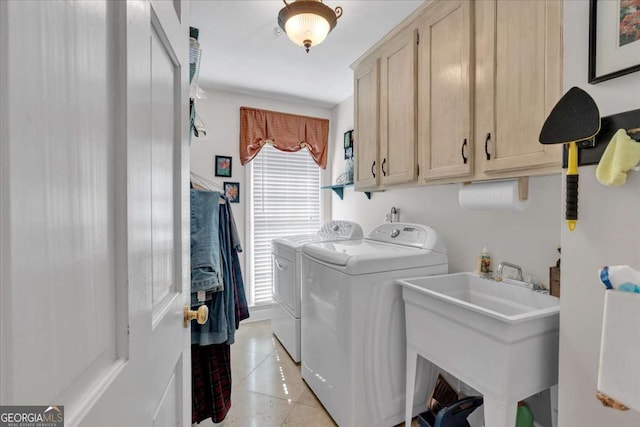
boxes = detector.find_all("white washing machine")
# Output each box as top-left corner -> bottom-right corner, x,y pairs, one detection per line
300,223 -> 448,427
271,220 -> 363,363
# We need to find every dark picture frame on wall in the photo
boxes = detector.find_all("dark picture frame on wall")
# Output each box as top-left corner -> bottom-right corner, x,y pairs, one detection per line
223,182 -> 240,203
589,0 -> 640,84
215,155 -> 232,177
343,130 -> 354,159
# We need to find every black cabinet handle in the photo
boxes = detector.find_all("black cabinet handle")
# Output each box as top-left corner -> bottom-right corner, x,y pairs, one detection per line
371,160 -> 376,178
382,158 -> 387,176
461,138 -> 468,164
484,132 -> 491,161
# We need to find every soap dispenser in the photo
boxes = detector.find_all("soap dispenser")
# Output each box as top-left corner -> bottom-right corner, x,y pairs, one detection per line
477,245 -> 492,277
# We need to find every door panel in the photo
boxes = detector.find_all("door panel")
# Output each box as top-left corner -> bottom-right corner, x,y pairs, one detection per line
430,8 -> 465,169
479,0 -> 562,173
380,29 -> 417,185
272,254 -> 295,312
153,369 -> 179,427
151,20 -> 178,316
495,1 -> 545,157
0,1 -> 191,425
354,56 -> 379,191
0,0 -> 120,410
419,0 -> 472,181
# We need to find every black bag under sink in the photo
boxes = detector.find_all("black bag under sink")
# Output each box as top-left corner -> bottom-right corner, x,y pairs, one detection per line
417,396 -> 484,427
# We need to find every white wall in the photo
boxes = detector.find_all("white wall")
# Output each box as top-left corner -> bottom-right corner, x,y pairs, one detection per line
558,1 -> 640,426
190,89 -> 332,300
329,97 -> 562,287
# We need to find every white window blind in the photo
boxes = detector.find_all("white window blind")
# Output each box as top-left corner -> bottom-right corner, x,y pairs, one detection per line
249,144 -> 321,306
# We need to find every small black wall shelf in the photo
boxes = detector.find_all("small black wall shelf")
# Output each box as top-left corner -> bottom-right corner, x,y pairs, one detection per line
321,183 -> 371,200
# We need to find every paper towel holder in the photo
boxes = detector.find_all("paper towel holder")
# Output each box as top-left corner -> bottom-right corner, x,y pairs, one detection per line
463,177 -> 529,201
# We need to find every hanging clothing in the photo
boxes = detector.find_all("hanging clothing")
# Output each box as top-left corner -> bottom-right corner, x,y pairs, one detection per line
191,196 -> 249,346
191,343 -> 232,424
225,197 -> 250,326
190,190 -> 250,425
190,189 -> 223,295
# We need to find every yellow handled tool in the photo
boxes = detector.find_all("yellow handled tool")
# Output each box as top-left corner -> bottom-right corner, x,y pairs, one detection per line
539,87 -> 600,231
566,142 -> 579,231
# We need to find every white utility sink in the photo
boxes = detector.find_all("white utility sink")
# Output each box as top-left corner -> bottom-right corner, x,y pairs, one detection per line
398,273 -> 559,427
404,272 -> 559,323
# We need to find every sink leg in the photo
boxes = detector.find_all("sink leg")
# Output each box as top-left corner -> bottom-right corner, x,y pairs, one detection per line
483,398 -> 517,427
550,385 -> 559,427
405,347 -> 418,427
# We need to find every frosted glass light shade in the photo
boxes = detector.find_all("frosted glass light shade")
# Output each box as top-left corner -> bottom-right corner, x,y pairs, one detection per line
284,13 -> 330,48
277,0 -> 342,52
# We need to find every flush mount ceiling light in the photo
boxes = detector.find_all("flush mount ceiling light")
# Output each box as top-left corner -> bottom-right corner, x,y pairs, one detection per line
277,0 -> 343,53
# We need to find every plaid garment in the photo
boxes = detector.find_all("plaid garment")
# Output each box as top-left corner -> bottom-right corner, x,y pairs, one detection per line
191,343 -> 232,424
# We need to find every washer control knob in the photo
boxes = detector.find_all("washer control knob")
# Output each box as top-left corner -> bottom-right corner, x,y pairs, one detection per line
390,228 -> 400,238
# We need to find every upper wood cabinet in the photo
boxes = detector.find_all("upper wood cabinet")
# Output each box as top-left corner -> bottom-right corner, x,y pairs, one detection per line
418,0 -> 473,181
351,0 -> 562,190
353,26 -> 418,191
379,27 -> 418,185
353,55 -> 380,191
475,0 -> 562,174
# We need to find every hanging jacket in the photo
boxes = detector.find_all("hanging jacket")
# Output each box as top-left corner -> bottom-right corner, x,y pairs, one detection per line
225,197 -> 249,326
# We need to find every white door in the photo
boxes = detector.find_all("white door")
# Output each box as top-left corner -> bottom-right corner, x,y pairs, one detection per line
0,1 -> 193,426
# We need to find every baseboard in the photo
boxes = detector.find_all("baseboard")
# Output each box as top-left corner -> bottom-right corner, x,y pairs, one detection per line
240,303 -> 272,324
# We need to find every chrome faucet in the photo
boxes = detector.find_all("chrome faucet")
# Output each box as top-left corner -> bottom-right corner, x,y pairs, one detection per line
496,261 -> 523,282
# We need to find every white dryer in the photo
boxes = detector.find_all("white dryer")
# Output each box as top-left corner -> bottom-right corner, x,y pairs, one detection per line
271,220 -> 363,362
300,223 -> 448,427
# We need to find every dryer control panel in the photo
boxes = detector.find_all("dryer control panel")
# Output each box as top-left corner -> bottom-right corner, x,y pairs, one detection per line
367,223 -> 446,253
318,220 -> 363,239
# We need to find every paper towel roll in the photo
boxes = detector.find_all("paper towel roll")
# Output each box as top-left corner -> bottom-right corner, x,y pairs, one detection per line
458,179 -> 529,211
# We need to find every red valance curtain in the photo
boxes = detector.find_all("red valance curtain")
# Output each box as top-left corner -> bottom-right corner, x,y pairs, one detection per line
239,107 -> 329,169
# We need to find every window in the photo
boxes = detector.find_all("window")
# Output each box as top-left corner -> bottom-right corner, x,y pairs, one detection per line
248,144 -> 321,306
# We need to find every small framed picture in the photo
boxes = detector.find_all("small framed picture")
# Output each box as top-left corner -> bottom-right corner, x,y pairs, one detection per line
344,130 -> 354,159
343,130 -> 353,149
344,146 -> 353,160
215,155 -> 232,177
223,182 -> 240,203
589,0 -> 640,83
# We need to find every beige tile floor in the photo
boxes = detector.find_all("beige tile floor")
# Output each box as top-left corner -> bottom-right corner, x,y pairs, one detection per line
199,320 -> 418,427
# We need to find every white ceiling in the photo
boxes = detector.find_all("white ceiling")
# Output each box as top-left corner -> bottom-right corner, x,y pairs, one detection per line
189,0 -> 424,108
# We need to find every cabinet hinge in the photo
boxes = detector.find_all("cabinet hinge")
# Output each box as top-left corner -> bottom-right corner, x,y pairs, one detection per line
416,164 -> 420,177
416,32 -> 419,45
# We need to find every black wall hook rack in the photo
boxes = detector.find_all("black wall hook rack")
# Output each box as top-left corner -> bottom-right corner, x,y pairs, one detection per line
562,107 -> 640,168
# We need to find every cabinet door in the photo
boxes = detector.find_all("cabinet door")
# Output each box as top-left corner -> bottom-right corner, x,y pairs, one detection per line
379,28 -> 418,185
418,0 -> 473,181
354,56 -> 380,190
477,0 -> 562,173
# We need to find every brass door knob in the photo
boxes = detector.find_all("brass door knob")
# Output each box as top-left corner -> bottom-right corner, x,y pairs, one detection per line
184,304 -> 209,328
